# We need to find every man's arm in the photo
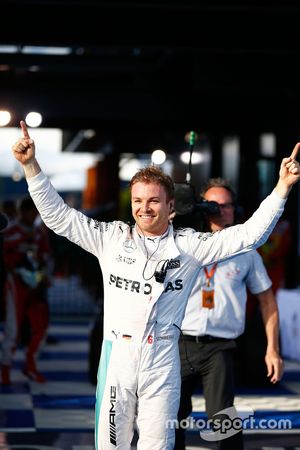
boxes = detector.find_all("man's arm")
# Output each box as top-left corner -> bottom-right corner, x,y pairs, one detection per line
256,288 -> 284,383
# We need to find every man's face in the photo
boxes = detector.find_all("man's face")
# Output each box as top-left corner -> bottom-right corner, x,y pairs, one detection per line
204,187 -> 235,232
131,181 -> 173,236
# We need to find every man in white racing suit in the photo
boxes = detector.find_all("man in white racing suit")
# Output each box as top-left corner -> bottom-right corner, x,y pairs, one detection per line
11,121 -> 300,450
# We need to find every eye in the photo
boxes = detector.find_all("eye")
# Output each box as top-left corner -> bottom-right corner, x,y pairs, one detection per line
218,202 -> 234,210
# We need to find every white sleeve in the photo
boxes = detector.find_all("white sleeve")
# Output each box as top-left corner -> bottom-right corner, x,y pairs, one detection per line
246,250 -> 272,294
180,189 -> 286,267
27,171 -> 114,258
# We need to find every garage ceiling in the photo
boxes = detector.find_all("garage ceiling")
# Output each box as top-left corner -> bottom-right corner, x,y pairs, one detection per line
1,1 -> 300,141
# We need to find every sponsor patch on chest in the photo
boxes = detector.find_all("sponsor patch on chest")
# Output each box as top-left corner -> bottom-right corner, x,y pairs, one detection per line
116,254 -> 136,264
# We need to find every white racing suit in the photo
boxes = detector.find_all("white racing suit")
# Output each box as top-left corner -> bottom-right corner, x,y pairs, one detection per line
28,172 -> 285,450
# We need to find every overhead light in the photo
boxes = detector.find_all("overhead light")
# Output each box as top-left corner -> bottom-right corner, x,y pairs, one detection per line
0,45 -> 18,54
180,151 -> 204,165
151,149 -> 166,165
260,133 -> 276,157
21,46 -> 72,56
83,129 -> 96,139
0,45 -> 72,56
25,112 -> 43,128
0,111 -> 11,127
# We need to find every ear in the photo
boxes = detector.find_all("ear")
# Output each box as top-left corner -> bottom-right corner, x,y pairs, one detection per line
169,201 -> 176,221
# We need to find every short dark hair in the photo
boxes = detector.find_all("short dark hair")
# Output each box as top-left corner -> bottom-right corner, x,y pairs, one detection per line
130,166 -> 174,201
200,177 -> 236,203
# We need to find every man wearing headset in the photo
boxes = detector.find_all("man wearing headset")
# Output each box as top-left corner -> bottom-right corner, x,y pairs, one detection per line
10,120 -> 299,450
174,178 -> 283,450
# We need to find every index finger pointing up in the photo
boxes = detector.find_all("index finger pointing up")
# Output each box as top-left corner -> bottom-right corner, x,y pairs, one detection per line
290,142 -> 300,160
20,120 -> 30,139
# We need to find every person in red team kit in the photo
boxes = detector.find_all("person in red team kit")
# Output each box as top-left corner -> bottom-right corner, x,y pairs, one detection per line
1,196 -> 50,384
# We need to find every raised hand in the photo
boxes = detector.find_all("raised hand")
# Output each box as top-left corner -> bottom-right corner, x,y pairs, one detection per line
274,142 -> 300,198
12,121 -> 35,164
279,142 -> 300,187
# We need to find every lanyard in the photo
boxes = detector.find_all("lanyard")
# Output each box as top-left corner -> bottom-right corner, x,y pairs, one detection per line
204,262 -> 218,287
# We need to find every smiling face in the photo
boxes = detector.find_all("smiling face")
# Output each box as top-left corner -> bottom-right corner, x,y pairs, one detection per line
204,186 -> 235,232
131,181 -> 173,236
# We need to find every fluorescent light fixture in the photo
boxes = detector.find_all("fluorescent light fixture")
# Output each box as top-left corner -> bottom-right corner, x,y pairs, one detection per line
222,136 -> 240,188
0,45 -> 72,56
22,46 -> 72,55
0,45 -> 18,53
260,133 -> 276,157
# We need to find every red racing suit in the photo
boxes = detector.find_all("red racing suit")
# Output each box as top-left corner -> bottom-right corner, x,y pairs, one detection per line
2,219 -> 50,371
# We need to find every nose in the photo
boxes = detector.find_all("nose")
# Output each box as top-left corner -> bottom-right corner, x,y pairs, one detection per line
140,201 -> 151,212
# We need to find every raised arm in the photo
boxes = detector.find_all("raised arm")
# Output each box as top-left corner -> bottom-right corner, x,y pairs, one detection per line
12,121 -> 41,179
11,121 -> 108,259
179,142 -> 300,266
